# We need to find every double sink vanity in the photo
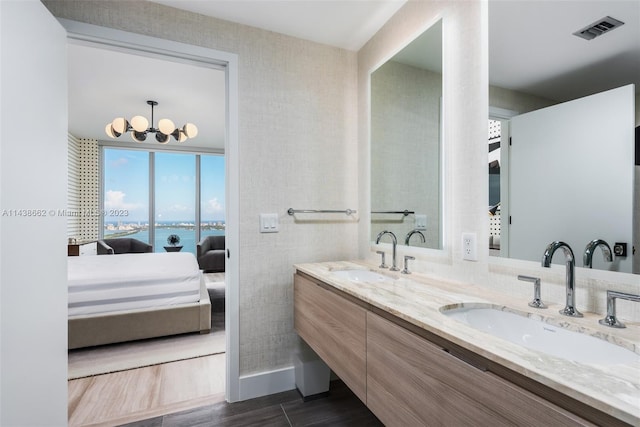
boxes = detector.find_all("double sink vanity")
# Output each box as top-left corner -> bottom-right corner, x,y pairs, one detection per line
293,261 -> 639,426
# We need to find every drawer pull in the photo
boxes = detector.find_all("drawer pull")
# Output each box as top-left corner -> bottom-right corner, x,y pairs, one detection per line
444,348 -> 488,372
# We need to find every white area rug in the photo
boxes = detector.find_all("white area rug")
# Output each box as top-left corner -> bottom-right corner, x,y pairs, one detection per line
68,328 -> 225,380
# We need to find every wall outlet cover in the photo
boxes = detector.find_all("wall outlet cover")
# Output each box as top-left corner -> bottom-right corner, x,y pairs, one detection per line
462,232 -> 477,261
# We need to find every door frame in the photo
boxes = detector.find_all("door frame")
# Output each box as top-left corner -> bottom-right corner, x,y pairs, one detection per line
60,18 -> 241,402
488,106 -> 518,259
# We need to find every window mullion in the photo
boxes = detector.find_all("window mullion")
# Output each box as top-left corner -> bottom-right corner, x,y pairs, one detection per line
149,151 -> 155,251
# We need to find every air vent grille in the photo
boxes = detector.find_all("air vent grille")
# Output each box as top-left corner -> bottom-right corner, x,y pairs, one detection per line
573,16 -> 625,40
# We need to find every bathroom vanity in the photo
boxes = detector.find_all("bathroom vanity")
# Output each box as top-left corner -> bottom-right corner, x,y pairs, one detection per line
293,261 -> 639,426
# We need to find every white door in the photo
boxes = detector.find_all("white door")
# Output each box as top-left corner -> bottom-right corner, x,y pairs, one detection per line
0,1 -> 68,424
509,85 -> 634,272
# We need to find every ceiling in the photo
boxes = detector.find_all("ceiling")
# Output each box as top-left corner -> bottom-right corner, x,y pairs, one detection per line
489,0 -> 640,102
68,0 -> 639,147
68,42 -> 226,149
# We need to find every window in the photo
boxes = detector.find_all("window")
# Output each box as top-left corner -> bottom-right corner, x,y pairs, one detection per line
103,149 -> 150,243
155,152 -> 196,252
102,148 -> 225,254
200,155 -> 226,240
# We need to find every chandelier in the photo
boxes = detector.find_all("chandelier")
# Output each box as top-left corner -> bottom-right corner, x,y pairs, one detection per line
105,100 -> 198,144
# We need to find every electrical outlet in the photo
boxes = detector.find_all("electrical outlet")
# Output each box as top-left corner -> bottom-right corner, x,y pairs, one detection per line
462,232 -> 477,261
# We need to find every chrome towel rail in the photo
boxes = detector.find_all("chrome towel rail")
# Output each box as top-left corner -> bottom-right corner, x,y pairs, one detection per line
371,210 -> 415,217
287,208 -> 356,216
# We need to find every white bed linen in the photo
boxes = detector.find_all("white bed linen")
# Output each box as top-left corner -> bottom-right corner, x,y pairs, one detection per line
68,252 -> 202,317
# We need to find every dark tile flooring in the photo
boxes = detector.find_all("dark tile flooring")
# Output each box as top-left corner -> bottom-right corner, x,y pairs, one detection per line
121,380 -> 383,427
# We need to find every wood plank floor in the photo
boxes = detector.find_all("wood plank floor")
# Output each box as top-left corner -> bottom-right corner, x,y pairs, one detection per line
69,308 -> 226,426
121,379 -> 382,427
69,354 -> 226,427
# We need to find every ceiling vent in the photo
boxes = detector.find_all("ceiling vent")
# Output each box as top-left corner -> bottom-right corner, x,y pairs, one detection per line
573,16 -> 625,40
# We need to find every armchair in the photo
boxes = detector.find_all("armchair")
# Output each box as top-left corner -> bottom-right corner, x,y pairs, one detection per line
197,235 -> 225,272
97,238 -> 153,255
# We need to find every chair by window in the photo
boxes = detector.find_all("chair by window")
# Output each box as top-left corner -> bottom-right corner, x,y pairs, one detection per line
197,235 -> 225,272
97,238 -> 153,255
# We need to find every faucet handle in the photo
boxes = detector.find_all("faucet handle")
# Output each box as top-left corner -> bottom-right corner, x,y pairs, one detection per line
402,255 -> 415,274
518,275 -> 547,309
376,250 -> 388,269
599,290 -> 640,328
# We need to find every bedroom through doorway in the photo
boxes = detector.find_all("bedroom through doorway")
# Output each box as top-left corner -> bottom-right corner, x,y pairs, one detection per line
64,23 -> 238,424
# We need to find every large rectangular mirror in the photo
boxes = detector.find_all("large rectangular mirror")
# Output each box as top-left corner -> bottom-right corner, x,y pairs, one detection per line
488,1 -> 639,274
370,19 -> 443,249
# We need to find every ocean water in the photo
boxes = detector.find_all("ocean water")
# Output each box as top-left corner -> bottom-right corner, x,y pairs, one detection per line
104,226 -> 224,255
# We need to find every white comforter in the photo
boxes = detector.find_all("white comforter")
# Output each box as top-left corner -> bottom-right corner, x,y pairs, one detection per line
68,252 -> 202,317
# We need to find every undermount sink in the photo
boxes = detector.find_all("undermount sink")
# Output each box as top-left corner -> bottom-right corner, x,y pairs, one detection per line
441,305 -> 640,365
330,269 -> 393,283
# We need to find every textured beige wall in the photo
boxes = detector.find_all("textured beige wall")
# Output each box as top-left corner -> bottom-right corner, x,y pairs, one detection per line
43,0 -> 359,376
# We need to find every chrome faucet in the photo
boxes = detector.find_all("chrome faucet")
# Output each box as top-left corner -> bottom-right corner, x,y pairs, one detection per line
376,230 -> 399,271
542,241 -> 582,317
583,239 -> 613,268
599,290 -> 640,328
405,229 -> 426,246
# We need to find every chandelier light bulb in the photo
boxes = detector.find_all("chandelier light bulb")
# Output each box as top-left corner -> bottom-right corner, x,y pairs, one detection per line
105,123 -> 119,138
170,128 -> 188,142
132,131 -> 147,142
158,118 -> 175,135
183,123 -> 198,138
130,115 -> 149,132
111,117 -> 129,135
155,132 -> 170,144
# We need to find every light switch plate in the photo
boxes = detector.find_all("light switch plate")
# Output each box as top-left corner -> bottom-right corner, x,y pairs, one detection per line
415,214 -> 427,230
259,213 -> 279,233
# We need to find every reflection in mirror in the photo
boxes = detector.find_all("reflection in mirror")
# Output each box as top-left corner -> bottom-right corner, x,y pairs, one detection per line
370,19 -> 443,249
488,1 -> 639,274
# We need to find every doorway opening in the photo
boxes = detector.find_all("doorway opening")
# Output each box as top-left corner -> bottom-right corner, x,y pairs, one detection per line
62,19 -> 240,423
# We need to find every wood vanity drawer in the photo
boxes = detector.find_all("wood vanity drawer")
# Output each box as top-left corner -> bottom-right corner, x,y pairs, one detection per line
293,273 -> 367,402
366,312 -> 594,427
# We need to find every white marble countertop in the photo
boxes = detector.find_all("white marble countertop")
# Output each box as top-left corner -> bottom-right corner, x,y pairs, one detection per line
294,260 -> 640,425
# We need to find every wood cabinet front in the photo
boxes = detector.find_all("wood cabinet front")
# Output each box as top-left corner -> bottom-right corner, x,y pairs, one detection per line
293,273 -> 367,402
366,312 -> 594,427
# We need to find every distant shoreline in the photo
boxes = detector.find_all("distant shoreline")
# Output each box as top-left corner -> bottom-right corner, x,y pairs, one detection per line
104,224 -> 225,240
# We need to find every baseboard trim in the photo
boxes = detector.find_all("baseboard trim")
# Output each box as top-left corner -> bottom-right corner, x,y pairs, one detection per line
238,366 -> 296,401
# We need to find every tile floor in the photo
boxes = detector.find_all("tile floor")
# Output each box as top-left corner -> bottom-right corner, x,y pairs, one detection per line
121,380 -> 383,427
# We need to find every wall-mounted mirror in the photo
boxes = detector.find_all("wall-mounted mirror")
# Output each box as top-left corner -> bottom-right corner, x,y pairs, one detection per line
370,19 -> 443,249
488,0 -> 639,274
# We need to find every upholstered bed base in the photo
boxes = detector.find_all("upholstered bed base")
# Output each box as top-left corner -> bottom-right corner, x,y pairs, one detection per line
68,279 -> 211,350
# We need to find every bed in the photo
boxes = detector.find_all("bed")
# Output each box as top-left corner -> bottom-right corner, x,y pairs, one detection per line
68,252 -> 211,349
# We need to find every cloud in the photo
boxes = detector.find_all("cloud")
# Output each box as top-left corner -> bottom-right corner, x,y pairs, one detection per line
205,198 -> 224,213
104,190 -> 143,210
167,204 -> 190,212
109,157 -> 128,168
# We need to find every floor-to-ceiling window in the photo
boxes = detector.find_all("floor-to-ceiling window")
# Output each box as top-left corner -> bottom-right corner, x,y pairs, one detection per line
155,152 -> 197,252
200,154 -> 226,240
103,147 -> 225,254
103,148 -> 151,243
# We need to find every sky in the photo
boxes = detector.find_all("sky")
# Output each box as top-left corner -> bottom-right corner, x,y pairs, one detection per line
103,148 -> 225,223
